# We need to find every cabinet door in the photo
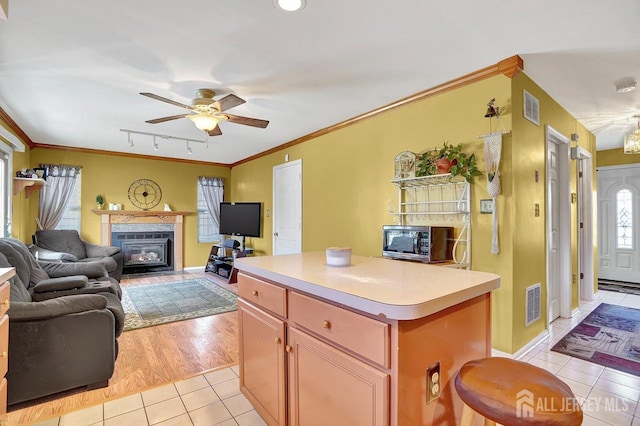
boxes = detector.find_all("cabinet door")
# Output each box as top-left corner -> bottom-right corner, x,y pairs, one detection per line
288,327 -> 389,426
238,300 -> 286,426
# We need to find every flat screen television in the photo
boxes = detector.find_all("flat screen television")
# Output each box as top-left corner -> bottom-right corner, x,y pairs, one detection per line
219,202 -> 262,237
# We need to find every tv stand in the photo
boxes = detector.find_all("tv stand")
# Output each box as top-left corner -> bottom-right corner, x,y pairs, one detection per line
205,243 -> 253,283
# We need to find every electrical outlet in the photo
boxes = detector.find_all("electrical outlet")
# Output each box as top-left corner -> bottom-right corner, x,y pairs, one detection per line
426,361 -> 441,404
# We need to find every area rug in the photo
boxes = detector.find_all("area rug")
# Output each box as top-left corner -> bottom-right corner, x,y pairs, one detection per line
122,278 -> 237,331
551,303 -> 640,376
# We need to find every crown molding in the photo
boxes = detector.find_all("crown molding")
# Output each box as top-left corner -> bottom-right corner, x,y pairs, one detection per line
232,55 -> 524,167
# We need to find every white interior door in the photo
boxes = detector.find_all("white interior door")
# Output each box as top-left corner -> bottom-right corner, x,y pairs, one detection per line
273,159 -> 302,255
573,148 -> 594,301
597,164 -> 640,283
546,126 -> 571,321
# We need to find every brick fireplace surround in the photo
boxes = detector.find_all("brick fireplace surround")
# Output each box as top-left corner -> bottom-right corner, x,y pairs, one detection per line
92,210 -> 191,271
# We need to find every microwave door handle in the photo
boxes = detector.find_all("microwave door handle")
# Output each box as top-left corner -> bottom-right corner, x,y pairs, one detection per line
413,233 -> 419,254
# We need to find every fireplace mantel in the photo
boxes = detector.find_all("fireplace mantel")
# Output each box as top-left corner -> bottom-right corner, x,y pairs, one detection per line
92,210 -> 193,271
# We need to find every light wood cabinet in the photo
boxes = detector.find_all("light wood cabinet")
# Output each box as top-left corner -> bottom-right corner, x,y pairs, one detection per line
0,268 -> 14,425
288,327 -> 388,426
238,300 -> 287,426
237,267 -> 492,426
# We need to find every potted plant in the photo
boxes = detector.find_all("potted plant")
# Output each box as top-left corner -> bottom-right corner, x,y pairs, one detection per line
415,149 -> 438,177
96,194 -> 105,209
417,142 -> 482,183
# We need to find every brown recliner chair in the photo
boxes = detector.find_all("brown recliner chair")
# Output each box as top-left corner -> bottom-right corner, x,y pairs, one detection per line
32,229 -> 124,281
0,238 -> 124,405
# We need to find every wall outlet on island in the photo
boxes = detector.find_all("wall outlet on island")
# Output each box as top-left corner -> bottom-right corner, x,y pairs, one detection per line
426,361 -> 441,404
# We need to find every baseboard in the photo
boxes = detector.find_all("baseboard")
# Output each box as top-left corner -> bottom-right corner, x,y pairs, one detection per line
184,266 -> 206,272
511,329 -> 550,360
571,307 -> 580,318
490,348 -> 513,358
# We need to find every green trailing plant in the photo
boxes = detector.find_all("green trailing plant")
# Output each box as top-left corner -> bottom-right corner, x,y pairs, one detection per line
416,142 -> 482,183
96,194 -> 104,205
415,149 -> 438,177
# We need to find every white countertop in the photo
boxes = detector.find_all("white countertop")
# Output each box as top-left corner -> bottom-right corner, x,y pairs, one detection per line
234,252 -> 500,320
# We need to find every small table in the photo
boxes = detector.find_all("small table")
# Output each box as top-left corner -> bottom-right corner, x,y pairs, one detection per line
205,245 -> 253,283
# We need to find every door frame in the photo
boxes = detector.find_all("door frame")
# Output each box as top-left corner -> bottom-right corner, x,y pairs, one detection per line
571,146 -> 594,301
545,125 -> 572,320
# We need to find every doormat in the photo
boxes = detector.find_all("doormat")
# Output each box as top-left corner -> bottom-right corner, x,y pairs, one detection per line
551,303 -> 640,376
598,279 -> 640,295
122,278 -> 237,331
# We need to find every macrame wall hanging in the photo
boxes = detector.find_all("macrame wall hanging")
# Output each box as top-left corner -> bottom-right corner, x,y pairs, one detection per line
481,99 -> 507,254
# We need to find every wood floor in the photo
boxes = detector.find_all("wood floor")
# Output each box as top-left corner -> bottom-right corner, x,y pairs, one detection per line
7,271 -> 239,426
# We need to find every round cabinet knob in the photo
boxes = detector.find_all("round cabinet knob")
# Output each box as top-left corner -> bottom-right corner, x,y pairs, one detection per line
252,290 -> 258,296
274,337 -> 281,344
0,351 -> 6,359
2,299 -> 8,308
322,320 -> 331,329
285,345 -> 293,353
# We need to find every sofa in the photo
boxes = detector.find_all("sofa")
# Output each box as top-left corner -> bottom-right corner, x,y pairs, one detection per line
0,237 -> 125,405
32,229 -> 124,281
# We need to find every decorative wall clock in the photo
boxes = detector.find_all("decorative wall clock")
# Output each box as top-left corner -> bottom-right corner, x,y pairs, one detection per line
128,178 -> 162,210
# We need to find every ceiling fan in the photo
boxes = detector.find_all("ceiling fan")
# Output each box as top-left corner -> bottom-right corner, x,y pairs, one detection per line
140,89 -> 269,136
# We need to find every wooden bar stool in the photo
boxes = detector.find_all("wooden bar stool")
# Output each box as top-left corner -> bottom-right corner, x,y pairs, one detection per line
454,357 -> 582,425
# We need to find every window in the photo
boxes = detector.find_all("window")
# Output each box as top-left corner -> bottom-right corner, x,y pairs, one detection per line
616,188 -> 633,249
0,146 -> 11,237
55,173 -> 81,233
197,178 -> 223,243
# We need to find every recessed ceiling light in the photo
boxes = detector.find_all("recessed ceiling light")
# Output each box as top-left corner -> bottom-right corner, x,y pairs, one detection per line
616,78 -> 637,93
274,0 -> 306,12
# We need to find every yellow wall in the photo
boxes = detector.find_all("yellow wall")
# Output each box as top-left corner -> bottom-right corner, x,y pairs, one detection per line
22,149 -> 230,268
231,75 -> 522,351
231,72 -> 597,354
510,73 -> 597,352
596,148 -> 640,167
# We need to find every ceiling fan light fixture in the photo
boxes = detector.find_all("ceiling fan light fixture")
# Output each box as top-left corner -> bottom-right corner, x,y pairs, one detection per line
274,0 -> 306,12
188,113 -> 220,131
624,116 -> 640,154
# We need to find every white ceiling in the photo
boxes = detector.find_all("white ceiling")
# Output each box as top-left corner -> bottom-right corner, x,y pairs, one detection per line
0,1 -> 639,164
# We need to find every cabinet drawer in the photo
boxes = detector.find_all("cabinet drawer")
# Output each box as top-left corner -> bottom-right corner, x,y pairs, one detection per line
0,316 -> 6,379
238,273 -> 287,317
288,291 -> 390,368
0,282 -> 9,317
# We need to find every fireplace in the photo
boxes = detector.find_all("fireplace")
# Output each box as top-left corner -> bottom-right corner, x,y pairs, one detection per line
93,210 -> 190,272
112,231 -> 173,274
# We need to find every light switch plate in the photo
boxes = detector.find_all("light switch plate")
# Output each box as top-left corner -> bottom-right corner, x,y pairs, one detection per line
480,199 -> 494,214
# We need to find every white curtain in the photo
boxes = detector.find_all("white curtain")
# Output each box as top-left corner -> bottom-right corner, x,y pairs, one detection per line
37,164 -> 81,230
199,177 -> 224,231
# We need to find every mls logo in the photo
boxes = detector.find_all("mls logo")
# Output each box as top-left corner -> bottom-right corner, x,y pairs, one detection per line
516,389 -> 535,418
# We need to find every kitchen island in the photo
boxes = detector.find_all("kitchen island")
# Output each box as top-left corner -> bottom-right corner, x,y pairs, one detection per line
234,252 -> 500,426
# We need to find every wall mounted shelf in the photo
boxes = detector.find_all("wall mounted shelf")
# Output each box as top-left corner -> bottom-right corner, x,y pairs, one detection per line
13,178 -> 46,198
389,173 -> 471,269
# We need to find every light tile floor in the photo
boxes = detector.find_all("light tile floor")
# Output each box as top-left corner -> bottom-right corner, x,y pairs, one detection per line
30,289 -> 640,426
32,365 -> 267,426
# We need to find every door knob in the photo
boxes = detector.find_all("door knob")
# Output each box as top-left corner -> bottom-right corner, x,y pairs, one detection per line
273,232 -> 279,237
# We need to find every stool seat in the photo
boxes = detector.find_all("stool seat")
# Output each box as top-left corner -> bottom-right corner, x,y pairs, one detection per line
455,357 -> 582,425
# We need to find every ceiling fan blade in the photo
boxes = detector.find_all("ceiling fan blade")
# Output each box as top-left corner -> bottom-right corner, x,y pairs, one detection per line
215,94 -> 246,111
225,114 -> 269,128
208,126 -> 222,137
145,114 -> 190,124
140,92 -> 191,109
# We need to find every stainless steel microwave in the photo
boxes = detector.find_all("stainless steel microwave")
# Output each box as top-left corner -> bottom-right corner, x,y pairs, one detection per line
382,225 -> 454,263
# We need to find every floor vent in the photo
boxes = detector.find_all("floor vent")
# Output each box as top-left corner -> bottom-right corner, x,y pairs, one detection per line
525,283 -> 541,326
523,90 -> 540,126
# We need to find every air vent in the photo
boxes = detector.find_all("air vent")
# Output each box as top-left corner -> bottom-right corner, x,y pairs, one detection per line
525,283 -> 541,326
523,90 -> 540,126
